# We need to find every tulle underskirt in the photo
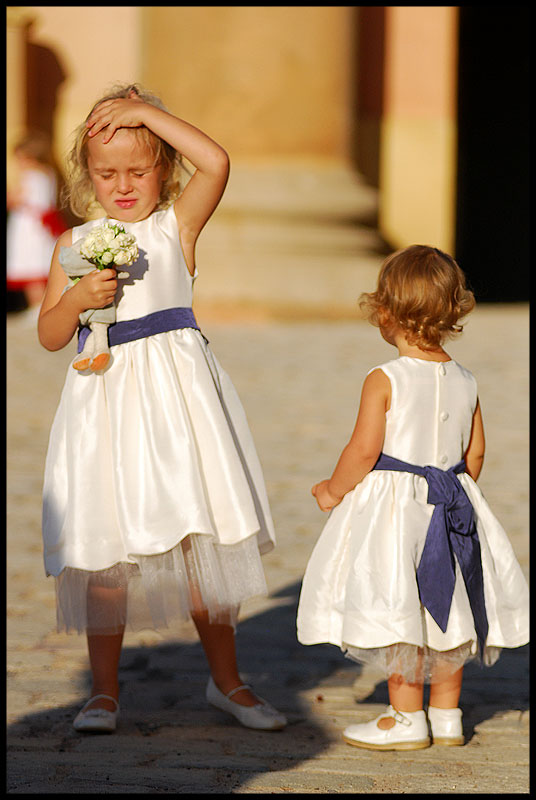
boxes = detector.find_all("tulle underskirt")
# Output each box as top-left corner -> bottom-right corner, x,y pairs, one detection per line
343,640 -> 501,684
54,533 -> 268,635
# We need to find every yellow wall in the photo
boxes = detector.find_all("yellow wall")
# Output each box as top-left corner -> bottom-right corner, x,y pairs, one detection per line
8,6 -> 354,169
379,6 -> 458,252
140,6 -> 354,163
7,6 -> 460,269
8,6 -> 143,169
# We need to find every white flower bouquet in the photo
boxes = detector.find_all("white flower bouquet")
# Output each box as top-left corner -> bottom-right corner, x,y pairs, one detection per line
59,222 -> 140,372
79,222 -> 138,269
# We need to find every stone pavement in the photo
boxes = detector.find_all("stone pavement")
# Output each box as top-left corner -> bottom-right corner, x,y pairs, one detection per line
6,303 -> 529,794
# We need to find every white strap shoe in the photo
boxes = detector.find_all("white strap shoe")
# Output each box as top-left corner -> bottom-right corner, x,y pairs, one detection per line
73,694 -> 119,733
206,677 -> 287,730
427,706 -> 464,745
343,705 -> 431,750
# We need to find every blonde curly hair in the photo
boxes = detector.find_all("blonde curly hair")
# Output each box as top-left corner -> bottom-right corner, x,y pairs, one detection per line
61,83 -> 189,218
359,245 -> 475,349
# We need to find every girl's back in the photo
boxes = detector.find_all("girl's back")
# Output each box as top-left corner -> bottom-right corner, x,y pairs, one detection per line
378,356 -> 477,468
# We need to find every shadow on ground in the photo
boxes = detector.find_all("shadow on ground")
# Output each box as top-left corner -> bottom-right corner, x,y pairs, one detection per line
7,580 -> 529,793
7,581 -> 354,792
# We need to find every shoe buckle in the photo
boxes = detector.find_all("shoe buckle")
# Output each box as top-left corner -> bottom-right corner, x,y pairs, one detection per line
392,710 -> 411,726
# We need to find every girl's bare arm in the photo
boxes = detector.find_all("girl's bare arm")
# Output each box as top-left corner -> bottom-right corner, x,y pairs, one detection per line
464,398 -> 485,481
38,229 -> 118,351
312,369 -> 390,511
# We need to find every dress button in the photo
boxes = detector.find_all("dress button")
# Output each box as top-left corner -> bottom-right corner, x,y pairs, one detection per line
440,455 -> 448,464
440,411 -> 449,421
438,364 -> 447,376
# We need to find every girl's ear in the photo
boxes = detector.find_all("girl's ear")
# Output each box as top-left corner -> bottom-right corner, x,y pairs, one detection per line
377,307 -> 393,329
159,162 -> 170,181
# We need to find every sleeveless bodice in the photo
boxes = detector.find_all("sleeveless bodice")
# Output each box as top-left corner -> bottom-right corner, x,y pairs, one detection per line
71,205 -> 196,321
376,357 -> 478,468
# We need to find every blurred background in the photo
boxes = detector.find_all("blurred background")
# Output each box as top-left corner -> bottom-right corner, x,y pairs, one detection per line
6,6 -> 530,317
5,12 -> 530,789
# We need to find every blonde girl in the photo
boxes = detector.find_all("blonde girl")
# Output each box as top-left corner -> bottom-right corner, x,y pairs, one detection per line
39,84 -> 286,733
297,245 -> 529,750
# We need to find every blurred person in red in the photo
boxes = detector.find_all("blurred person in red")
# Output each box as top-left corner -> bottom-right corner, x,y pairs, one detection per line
7,131 -> 67,320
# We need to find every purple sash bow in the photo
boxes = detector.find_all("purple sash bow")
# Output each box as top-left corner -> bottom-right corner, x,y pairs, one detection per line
77,306 -> 204,353
373,452 -> 488,657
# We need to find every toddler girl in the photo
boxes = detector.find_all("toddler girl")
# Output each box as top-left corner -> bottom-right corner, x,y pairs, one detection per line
38,83 -> 286,733
297,245 -> 529,750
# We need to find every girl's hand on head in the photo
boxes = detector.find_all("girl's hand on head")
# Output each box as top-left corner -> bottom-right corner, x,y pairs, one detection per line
312,480 -> 343,512
86,92 -> 147,144
71,268 -> 118,312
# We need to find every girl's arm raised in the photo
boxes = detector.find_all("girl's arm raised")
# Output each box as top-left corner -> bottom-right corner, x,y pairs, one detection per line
38,229 -> 118,351
464,398 -> 485,481
86,94 -> 229,266
312,368 -> 390,511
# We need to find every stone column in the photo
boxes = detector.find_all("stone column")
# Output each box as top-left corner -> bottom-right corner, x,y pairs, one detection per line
379,6 -> 459,253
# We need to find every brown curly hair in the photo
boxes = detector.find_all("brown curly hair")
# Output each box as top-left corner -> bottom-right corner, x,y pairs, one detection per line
61,82 -> 189,218
359,245 -> 475,349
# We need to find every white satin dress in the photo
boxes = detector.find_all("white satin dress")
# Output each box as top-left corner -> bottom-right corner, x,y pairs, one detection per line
296,357 -> 529,683
42,205 -> 275,634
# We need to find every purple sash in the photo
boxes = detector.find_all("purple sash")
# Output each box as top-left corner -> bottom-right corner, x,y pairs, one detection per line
77,307 -> 204,353
373,452 -> 488,657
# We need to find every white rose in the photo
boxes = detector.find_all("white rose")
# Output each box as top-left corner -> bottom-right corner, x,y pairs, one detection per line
81,244 -> 96,260
108,239 -> 121,254
93,233 -> 106,252
114,251 -> 128,266
79,222 -> 138,267
102,227 -> 116,246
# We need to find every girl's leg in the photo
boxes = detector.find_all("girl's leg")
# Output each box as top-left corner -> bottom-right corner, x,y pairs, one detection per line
191,608 -> 259,708
388,674 -> 424,711
85,582 -> 126,711
376,673 -> 424,729
379,645 -> 425,727
427,663 -> 464,745
361,675 -> 425,730
182,535 -> 259,708
429,666 -> 463,708
343,671 -> 429,748
86,630 -> 124,710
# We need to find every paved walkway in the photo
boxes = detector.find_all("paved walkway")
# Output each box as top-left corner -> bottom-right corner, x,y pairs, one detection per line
6,302 -> 529,794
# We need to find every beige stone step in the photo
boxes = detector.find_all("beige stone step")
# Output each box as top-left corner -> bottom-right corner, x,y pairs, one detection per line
192,161 -> 387,315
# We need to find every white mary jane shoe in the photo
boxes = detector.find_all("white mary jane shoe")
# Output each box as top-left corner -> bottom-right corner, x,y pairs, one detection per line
206,677 -> 287,731
73,694 -> 119,733
343,705 -> 430,751
427,706 -> 464,746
